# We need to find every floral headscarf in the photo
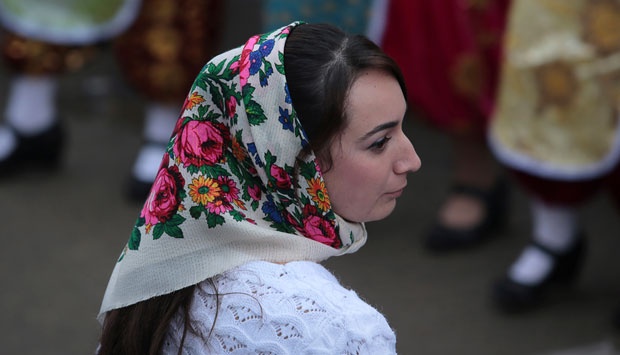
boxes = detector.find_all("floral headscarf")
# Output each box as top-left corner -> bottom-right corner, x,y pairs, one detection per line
99,22 -> 367,317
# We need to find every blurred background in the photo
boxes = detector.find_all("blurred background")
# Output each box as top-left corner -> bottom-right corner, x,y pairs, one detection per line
1,0 -> 620,354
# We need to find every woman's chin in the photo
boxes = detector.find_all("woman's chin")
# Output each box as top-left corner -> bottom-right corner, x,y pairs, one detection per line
357,201 -> 398,223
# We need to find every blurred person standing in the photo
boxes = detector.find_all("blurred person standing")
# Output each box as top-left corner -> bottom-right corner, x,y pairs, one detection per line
0,0 -> 222,201
113,0 -> 222,199
488,0 -> 620,318
371,0 -> 513,252
0,0 -> 140,175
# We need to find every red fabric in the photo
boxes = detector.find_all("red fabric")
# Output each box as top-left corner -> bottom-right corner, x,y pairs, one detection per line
510,170 -> 604,206
606,164 -> 620,211
507,156 -> 620,206
510,161 -> 620,207
381,0 -> 511,133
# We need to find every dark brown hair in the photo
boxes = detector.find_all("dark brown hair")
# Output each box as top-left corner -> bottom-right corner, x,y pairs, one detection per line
98,23 -> 406,354
98,285 -> 196,355
285,23 -> 406,171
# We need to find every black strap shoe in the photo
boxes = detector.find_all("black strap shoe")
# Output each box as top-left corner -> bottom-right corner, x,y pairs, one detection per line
424,178 -> 509,252
0,122 -> 64,177
125,142 -> 167,202
492,234 -> 586,313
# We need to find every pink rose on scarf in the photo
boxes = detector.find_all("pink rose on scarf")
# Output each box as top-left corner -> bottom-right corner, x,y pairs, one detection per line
301,214 -> 341,248
226,96 -> 237,118
230,35 -> 260,87
288,204 -> 341,248
171,115 -> 185,137
248,184 -> 261,201
270,164 -> 291,190
141,165 -> 184,227
174,120 -> 224,167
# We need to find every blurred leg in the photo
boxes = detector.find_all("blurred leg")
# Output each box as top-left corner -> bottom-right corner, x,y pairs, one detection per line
425,130 -> 508,252
114,0 -> 222,199
6,75 -> 58,135
438,131 -> 501,228
508,199 -> 580,285
130,102 -> 178,184
493,172 -> 600,311
0,32 -> 93,173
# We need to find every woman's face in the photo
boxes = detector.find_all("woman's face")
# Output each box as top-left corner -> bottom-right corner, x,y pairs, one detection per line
320,69 -> 421,223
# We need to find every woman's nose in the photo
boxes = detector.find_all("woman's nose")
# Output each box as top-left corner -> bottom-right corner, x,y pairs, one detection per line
394,136 -> 421,174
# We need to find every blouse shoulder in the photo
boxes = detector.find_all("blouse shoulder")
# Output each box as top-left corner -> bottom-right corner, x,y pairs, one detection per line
163,261 -> 396,354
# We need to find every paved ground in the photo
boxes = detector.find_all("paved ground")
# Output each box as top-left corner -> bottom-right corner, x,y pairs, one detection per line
1,2 -> 620,354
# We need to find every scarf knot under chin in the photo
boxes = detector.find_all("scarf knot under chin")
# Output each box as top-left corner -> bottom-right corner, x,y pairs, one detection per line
99,22 -> 367,318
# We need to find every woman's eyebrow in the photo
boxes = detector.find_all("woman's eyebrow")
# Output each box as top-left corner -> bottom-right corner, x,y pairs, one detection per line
358,120 -> 399,141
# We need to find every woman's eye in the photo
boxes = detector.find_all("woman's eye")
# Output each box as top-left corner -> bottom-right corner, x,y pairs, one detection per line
369,136 -> 392,151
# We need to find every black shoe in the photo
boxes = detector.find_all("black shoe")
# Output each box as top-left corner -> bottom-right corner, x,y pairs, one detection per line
0,122 -> 64,177
424,178 -> 509,252
124,142 -> 166,202
493,234 -> 586,313
613,309 -> 620,329
126,177 -> 154,202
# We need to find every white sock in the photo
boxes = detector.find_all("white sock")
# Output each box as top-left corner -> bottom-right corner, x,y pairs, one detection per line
131,102 -> 179,183
132,144 -> 166,183
0,126 -> 18,160
509,246 -> 554,285
508,199 -> 580,285
531,199 -> 579,253
5,75 -> 58,135
143,102 -> 179,144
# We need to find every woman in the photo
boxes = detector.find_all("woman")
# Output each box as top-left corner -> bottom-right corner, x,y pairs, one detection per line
98,22 -> 421,353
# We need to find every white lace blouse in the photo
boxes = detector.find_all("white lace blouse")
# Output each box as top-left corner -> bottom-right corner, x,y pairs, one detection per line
162,260 -> 397,354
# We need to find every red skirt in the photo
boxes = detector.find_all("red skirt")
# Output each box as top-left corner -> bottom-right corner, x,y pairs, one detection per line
510,163 -> 620,208
380,0 -> 511,133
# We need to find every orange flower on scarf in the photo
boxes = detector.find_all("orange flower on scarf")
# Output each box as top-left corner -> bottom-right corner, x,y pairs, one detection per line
189,176 -> 221,205
183,92 -> 206,111
306,178 -> 331,211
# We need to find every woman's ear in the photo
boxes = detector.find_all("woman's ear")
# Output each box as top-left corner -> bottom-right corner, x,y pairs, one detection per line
314,148 -> 332,174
